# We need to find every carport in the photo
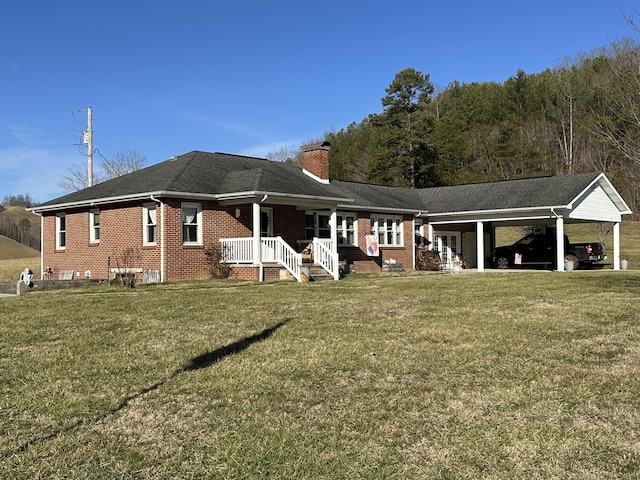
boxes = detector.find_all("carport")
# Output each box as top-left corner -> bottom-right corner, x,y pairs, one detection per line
417,172 -> 632,272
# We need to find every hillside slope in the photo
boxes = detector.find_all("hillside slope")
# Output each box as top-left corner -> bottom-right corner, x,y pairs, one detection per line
0,234 -> 40,260
0,206 -> 41,250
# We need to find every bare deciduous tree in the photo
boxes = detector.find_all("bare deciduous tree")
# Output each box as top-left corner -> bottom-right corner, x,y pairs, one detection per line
59,149 -> 147,191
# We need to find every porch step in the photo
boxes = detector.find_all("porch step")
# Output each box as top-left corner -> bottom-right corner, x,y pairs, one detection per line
303,264 -> 335,282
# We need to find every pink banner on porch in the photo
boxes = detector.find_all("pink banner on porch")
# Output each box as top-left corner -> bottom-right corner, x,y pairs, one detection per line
366,235 -> 379,257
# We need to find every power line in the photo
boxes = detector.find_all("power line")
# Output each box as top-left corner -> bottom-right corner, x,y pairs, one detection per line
0,107 -> 79,112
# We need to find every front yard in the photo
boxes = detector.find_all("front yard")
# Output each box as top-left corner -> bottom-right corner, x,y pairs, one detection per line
1,271 -> 639,478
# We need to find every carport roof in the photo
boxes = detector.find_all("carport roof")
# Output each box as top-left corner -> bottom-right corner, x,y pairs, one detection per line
416,172 -> 627,214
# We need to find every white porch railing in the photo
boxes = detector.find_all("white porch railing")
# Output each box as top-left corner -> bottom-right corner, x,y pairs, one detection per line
220,236 -> 302,282
313,238 -> 340,280
220,237 -> 253,263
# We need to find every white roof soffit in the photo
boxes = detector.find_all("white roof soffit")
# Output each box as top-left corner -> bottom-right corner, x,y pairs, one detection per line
216,191 -> 352,207
31,191 -> 174,213
32,190 -> 352,213
426,205 -> 567,224
337,203 -> 423,215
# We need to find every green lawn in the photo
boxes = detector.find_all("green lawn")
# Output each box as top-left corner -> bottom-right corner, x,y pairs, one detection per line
1,271 -> 639,479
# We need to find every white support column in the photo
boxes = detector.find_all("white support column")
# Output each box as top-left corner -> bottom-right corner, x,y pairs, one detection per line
252,202 -> 261,265
556,215 -> 565,272
613,222 -> 621,270
476,221 -> 485,272
330,208 -> 338,249
427,224 -> 434,251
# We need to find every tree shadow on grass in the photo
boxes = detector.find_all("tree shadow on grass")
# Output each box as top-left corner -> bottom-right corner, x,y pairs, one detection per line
177,320 -> 288,374
3,320 -> 289,459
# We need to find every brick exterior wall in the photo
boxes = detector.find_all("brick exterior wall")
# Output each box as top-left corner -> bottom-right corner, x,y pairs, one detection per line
338,213 -> 415,273
41,202 -> 162,280
41,200 -> 417,282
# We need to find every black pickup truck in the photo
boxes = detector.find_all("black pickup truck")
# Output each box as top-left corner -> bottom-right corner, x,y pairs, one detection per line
493,232 -> 606,269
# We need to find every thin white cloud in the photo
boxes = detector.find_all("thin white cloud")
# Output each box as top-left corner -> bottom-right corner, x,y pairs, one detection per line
0,120 -> 48,145
178,113 -> 269,140
0,146 -> 81,202
240,140 -> 301,159
240,130 -> 327,159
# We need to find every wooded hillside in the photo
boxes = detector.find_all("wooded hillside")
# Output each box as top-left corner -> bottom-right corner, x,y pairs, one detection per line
326,38 -> 640,219
0,206 -> 41,250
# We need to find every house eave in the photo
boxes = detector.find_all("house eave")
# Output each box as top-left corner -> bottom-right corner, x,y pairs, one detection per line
32,190 -> 353,213
30,191 -> 174,213
425,205 -> 569,224
339,203 -> 423,215
216,190 -> 352,206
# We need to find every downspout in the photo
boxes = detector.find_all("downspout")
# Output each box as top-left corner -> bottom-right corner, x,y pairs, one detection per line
38,212 -> 44,280
150,195 -> 164,282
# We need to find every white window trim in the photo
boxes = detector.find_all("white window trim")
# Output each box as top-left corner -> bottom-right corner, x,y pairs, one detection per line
143,203 -> 157,246
305,210 -> 331,240
336,212 -> 358,247
56,213 -> 66,250
182,202 -> 202,245
371,215 -> 404,247
89,209 -> 100,244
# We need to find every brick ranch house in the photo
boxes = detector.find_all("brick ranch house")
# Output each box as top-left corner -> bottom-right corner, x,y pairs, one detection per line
31,142 -> 632,282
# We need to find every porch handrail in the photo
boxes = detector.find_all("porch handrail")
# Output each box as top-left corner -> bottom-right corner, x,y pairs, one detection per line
313,238 -> 340,280
271,236 -> 302,282
220,236 -> 302,282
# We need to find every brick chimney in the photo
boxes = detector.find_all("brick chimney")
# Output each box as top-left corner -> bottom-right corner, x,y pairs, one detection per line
301,141 -> 330,183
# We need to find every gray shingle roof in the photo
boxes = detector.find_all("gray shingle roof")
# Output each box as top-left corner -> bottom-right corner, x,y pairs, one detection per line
36,151 -> 604,216
328,180 -> 426,211
416,172 -> 601,214
37,151 -> 350,207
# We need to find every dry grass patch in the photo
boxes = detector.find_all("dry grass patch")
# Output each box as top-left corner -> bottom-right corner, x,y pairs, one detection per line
1,272 -> 639,478
0,257 -> 40,282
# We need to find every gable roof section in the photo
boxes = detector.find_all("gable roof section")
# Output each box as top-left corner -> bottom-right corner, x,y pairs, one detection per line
418,172 -> 631,224
35,151 -> 351,210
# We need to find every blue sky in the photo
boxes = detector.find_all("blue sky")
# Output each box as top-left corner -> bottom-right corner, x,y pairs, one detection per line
1,0 -> 638,203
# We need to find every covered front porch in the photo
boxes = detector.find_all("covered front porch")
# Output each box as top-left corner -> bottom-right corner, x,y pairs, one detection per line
218,200 -> 342,282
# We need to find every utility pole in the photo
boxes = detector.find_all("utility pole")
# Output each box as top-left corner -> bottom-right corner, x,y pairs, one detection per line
84,106 -> 94,187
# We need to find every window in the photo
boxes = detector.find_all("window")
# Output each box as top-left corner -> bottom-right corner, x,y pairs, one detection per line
143,204 -> 157,245
89,209 -> 100,243
182,202 -> 202,245
56,213 -> 66,250
336,213 -> 357,246
305,211 -> 331,239
371,216 -> 403,247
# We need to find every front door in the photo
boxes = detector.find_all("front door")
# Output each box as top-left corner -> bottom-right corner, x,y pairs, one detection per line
433,231 -> 461,269
260,207 -> 275,261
